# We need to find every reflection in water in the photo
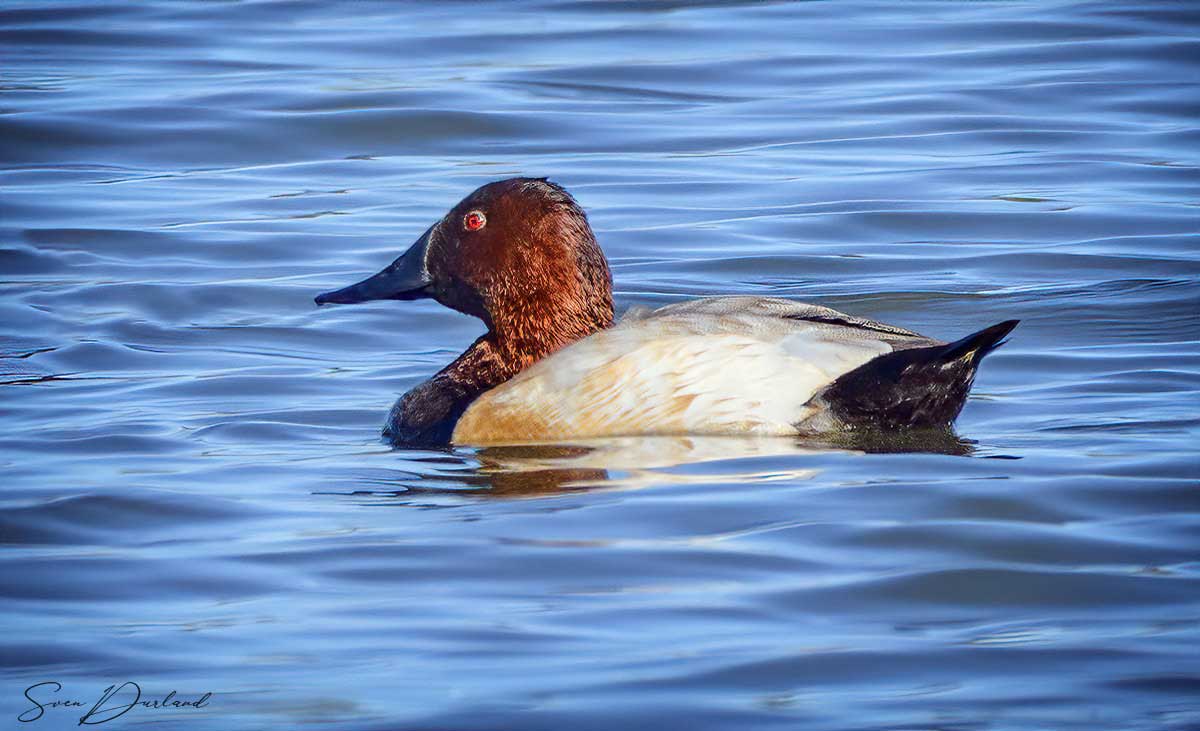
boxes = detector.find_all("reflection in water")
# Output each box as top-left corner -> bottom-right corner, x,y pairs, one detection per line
341,430 -> 978,499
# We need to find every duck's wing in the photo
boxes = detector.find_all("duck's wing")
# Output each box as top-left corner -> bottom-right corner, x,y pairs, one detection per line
451,297 -> 936,445
632,296 -> 934,345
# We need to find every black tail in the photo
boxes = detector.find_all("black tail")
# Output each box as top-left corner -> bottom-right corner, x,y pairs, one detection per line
819,320 -> 1019,430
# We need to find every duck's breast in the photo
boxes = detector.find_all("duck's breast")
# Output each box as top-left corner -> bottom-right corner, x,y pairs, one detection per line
452,299 -> 907,444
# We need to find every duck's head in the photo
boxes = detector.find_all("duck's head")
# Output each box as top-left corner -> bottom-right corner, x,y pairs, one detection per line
316,177 -> 614,352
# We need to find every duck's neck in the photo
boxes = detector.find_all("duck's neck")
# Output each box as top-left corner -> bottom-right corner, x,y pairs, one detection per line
444,301 -> 614,392
388,300 -> 612,447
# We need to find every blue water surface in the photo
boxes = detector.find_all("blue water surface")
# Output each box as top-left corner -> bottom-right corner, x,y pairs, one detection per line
2,2 -> 1198,729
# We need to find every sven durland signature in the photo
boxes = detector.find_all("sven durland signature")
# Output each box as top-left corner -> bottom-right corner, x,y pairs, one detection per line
19,681 -> 212,725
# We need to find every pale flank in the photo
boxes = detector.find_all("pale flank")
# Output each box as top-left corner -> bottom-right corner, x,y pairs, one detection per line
453,297 -> 931,444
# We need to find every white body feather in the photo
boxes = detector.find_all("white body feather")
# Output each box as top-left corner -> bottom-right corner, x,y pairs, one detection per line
452,297 -> 937,444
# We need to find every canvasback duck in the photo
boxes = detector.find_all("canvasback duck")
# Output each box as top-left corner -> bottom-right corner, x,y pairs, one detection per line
316,178 -> 1017,447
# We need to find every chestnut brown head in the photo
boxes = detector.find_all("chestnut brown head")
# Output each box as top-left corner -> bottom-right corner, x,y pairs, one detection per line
316,178 -> 614,353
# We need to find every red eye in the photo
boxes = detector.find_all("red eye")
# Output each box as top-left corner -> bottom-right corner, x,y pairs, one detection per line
464,211 -> 486,231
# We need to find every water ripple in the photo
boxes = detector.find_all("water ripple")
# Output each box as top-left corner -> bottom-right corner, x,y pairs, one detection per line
1,1 -> 1197,729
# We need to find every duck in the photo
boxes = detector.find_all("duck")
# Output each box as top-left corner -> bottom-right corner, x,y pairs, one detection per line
315,177 -> 1017,448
